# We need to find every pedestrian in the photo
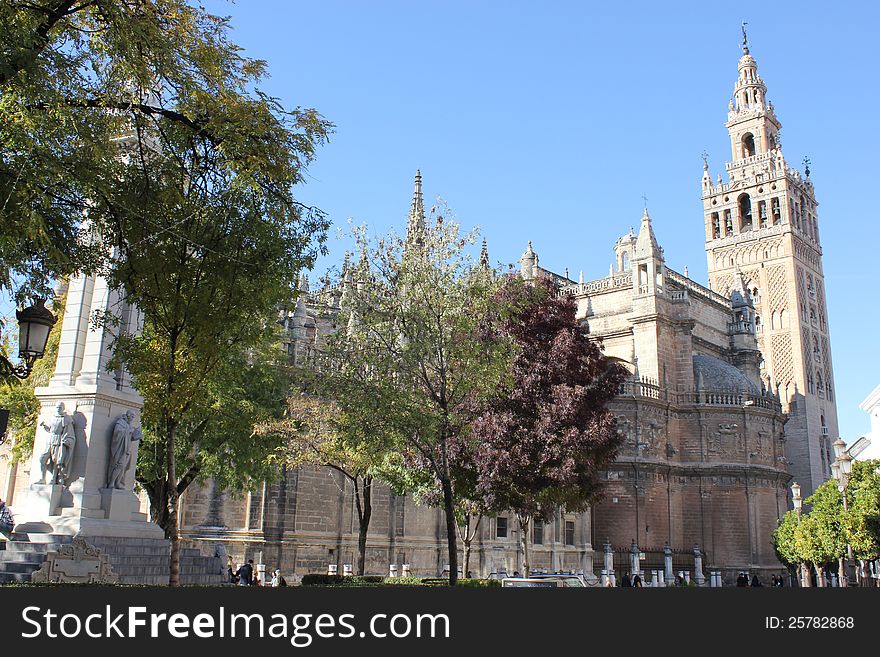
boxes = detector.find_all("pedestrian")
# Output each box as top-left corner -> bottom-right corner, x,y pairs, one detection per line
272,569 -> 287,587
227,556 -> 238,584
621,572 -> 632,587
736,572 -> 748,587
750,575 -> 762,587
632,574 -> 643,588
770,574 -> 778,587
605,577 -> 614,588
674,574 -> 684,587
235,559 -> 254,586
0,498 -> 14,535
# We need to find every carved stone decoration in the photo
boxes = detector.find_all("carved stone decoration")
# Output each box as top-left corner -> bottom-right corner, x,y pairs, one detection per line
616,415 -> 635,448
29,537 -> 119,584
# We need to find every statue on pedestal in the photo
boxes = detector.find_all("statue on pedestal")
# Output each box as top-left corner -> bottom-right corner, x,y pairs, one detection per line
106,410 -> 142,489
38,402 -> 76,485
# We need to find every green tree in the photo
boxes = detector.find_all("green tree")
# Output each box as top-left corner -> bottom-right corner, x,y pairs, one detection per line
314,216 -> 507,585
259,392 -> 400,576
795,480 -> 847,587
771,510 -> 801,567
130,327 -> 291,539
2,0 -> 328,302
2,0 -> 334,587
843,459 -> 880,584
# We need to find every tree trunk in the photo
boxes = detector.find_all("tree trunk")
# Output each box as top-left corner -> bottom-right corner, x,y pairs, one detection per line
355,476 -> 373,576
799,562 -> 810,587
816,564 -> 825,588
166,420 -> 181,587
440,476 -> 458,586
839,556 -> 847,587
519,516 -> 531,577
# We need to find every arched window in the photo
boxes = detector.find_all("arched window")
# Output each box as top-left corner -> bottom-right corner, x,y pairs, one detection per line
742,133 -> 756,158
622,251 -> 630,272
738,193 -> 752,231
779,308 -> 786,328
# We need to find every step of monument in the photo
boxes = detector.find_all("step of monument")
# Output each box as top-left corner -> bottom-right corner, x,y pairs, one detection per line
4,541 -> 55,553
0,561 -> 42,574
1,548 -> 48,563
0,572 -> 33,583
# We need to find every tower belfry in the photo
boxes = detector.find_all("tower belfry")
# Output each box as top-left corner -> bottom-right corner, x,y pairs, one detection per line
702,35 -> 838,496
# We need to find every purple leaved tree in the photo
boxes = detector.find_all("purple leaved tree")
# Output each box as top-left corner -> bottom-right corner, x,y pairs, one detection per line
468,275 -> 627,576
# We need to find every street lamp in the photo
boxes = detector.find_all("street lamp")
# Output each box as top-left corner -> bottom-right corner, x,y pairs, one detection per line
1,299 -> 56,380
791,481 -> 808,587
831,439 -> 855,587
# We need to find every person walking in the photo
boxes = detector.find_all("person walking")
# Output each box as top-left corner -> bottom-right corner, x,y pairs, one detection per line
632,574 -> 643,588
621,572 -> 632,587
750,575 -> 763,587
272,569 -> 288,587
235,559 -> 254,586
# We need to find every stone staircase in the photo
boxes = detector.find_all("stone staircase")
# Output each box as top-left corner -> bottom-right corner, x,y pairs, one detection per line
1,535 -> 224,585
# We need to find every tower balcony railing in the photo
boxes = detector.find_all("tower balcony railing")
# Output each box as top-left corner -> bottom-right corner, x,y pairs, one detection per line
727,320 -> 755,334
725,151 -> 773,171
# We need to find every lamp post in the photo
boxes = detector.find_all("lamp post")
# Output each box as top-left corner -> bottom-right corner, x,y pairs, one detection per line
1,299 -> 56,380
791,481 -> 809,587
831,438 -> 855,587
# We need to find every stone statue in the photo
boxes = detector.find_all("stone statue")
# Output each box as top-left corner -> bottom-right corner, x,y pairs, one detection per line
106,410 -> 142,490
38,402 -> 76,486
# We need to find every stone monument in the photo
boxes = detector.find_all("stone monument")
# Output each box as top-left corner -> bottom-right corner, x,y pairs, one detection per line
8,273 -> 172,584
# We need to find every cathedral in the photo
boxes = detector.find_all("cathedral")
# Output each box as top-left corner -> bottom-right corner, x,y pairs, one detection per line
1,39 -> 838,583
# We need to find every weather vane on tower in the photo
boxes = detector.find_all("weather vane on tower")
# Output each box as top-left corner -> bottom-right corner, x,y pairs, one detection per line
741,21 -> 749,52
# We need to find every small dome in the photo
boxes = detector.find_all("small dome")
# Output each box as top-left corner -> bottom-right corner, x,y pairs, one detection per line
693,354 -> 760,394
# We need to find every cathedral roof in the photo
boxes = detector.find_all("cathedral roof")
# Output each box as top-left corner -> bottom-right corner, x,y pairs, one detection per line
693,354 -> 760,395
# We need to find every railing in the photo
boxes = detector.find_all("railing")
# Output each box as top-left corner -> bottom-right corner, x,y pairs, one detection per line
727,320 -> 754,334
665,269 -> 730,307
560,272 -> 632,296
616,378 -> 781,411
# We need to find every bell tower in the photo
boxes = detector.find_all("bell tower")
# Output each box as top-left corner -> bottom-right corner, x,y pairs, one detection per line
702,31 -> 838,496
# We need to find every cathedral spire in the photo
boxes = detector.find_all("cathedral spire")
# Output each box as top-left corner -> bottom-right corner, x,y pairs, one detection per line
407,169 -> 426,241
634,207 -> 662,260
479,237 -> 489,269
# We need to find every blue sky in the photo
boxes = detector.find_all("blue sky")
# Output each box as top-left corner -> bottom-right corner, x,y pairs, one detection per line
201,0 -> 878,443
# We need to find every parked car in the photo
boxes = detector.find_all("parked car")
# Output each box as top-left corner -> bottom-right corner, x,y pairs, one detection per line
523,573 -> 587,587
501,577 -> 565,587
